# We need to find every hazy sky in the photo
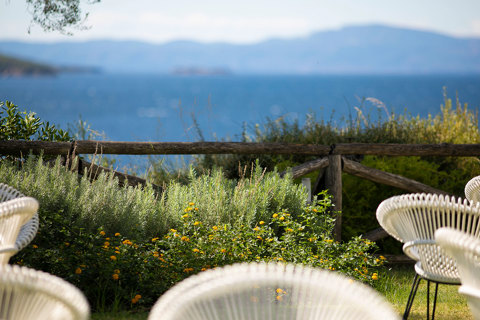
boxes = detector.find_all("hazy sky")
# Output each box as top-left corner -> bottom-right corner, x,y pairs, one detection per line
1,0 -> 480,43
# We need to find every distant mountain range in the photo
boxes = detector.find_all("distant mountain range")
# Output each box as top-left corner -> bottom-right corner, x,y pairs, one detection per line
1,25 -> 479,75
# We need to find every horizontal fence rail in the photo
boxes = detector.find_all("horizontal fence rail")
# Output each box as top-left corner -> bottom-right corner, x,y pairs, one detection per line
3,140 -> 480,156
3,139 -> 480,260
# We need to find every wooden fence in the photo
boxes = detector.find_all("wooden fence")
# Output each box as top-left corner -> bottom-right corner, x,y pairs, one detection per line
3,140 -> 480,250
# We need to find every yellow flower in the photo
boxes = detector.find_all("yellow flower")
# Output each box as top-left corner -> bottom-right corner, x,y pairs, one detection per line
99,231 -> 106,236
115,233 -> 121,236
259,221 -> 265,225
115,250 -> 120,254
193,248 -> 200,253
285,228 -> 293,232
372,273 -> 379,280
189,202 -> 195,206
152,237 -> 159,242
194,207 -> 199,211
324,239 -> 333,243
170,229 -> 177,233
104,241 -> 110,247
276,295 -> 283,301
380,255 -> 386,260
110,256 -> 117,261
64,242 -> 70,246
253,227 -> 260,231
201,267 -> 207,271
220,248 -> 226,253
194,221 -> 201,226
75,267 -> 82,274
279,216 -> 285,221
134,294 -> 141,300
212,226 -> 218,231
276,288 -> 284,294
114,269 -> 120,274
112,274 -> 119,280
105,237 -> 111,241
181,236 -> 190,242
122,239 -> 133,245
272,213 -> 278,218
80,264 -> 87,268
183,268 -> 194,273
257,236 -> 263,240
182,214 -> 189,219
32,244 -> 38,249
131,298 -> 138,304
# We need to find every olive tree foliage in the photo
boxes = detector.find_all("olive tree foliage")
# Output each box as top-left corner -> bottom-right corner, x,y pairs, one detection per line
26,0 -> 101,34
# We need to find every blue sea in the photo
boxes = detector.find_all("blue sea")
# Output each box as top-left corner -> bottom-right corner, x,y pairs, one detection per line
1,73 -> 480,168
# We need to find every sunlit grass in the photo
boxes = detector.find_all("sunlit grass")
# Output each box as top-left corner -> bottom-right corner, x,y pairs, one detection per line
376,265 -> 472,320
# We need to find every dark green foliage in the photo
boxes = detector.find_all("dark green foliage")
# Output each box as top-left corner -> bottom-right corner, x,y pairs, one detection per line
0,100 -> 71,141
26,0 -> 101,34
189,92 -> 480,247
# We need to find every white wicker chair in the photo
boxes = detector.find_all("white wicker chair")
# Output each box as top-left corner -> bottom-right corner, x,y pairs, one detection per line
148,262 -> 400,320
376,193 -> 480,319
0,264 -> 90,320
0,183 -> 39,264
435,228 -> 480,320
466,176 -> 480,203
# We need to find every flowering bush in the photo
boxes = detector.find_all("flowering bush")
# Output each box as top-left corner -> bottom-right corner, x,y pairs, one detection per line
155,192 -> 383,286
14,192 -> 383,311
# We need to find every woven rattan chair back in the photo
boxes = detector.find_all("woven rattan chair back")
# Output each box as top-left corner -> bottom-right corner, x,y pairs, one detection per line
0,184 -> 39,264
149,262 -> 400,320
376,193 -> 480,283
436,228 -> 480,320
466,176 -> 480,203
0,264 -> 90,320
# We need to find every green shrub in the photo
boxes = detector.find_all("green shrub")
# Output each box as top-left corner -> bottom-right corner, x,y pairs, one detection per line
15,195 -> 383,311
189,92 -> 480,245
0,100 -> 71,142
5,157 -> 383,311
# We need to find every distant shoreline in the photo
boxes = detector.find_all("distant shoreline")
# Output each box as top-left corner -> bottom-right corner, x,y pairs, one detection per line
0,53 -> 100,77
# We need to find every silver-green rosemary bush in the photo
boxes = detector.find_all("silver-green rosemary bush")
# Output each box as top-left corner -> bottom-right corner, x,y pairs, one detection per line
0,156 -> 308,240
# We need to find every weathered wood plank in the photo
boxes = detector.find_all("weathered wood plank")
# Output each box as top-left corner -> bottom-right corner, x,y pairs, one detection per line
334,143 -> 480,156
280,157 -> 329,179
363,227 -> 389,241
0,140 -> 71,155
342,157 -> 451,195
325,155 -> 342,241
3,140 -> 480,157
74,141 -> 332,155
78,159 -> 163,193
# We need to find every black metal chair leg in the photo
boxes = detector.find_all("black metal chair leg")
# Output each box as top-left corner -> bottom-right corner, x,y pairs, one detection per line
432,282 -> 439,320
403,273 -> 421,319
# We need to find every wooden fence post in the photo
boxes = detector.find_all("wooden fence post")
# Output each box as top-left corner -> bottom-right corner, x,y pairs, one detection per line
325,155 -> 342,241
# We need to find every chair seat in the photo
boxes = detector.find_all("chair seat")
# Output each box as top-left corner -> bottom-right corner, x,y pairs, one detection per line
0,264 -> 90,320
414,261 -> 460,284
149,262 -> 400,320
403,240 -> 460,284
